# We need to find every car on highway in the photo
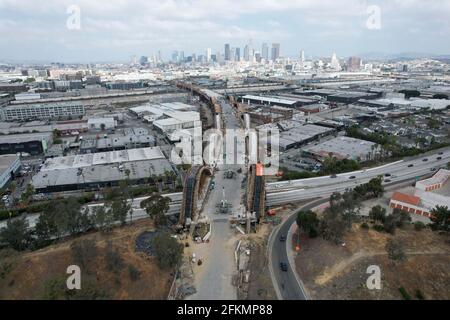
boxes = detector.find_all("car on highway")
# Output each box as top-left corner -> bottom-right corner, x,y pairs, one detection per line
431,168 -> 437,172
279,262 -> 288,272
349,176 -> 356,180
384,173 -> 391,177
438,152 -> 444,155
330,174 -> 337,178
384,179 -> 391,183
279,235 -> 286,242
423,158 -> 429,162
408,164 -> 414,168
437,157 -> 442,160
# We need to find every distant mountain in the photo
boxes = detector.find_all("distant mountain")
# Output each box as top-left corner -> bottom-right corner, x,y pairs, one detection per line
357,52 -> 450,61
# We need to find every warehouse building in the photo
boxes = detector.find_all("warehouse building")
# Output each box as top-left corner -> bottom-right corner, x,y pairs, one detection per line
32,147 -> 175,193
80,133 -> 155,154
0,155 -> 21,189
303,136 -> 378,162
0,132 -> 52,155
277,124 -> 335,151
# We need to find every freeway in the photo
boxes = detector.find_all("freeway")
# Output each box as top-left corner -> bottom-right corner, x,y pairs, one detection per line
270,198 -> 328,300
267,147 -> 450,206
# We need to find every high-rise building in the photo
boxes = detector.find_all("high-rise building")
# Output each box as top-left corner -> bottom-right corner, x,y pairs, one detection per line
206,48 -> 211,62
224,44 -> 231,61
243,45 -> 250,61
347,56 -> 362,71
330,53 -> 341,71
262,43 -> 269,60
172,51 -> 179,63
139,56 -> 148,65
300,50 -> 305,63
180,51 -> 185,62
255,52 -> 262,63
235,48 -> 241,62
271,43 -> 280,61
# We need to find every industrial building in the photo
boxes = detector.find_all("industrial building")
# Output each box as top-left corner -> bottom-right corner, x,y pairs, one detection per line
87,117 -> 117,131
0,155 -> 21,189
80,132 -> 155,154
303,136 -> 378,162
277,124 -> 335,151
0,132 -> 52,155
32,147 -> 175,193
389,169 -> 450,220
0,101 -> 85,121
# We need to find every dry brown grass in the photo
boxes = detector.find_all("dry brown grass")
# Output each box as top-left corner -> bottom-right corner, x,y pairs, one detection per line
0,219 -> 172,300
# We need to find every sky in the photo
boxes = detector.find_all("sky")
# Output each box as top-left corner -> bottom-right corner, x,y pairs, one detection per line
0,0 -> 450,63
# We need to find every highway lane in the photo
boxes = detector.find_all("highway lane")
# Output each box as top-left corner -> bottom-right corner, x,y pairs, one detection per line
267,148 -> 449,206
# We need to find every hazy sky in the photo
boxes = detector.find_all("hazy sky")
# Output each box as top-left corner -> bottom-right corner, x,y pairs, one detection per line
1,0 -> 449,62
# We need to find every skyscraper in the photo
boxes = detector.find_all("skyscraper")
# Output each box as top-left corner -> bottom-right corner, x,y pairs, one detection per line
206,48 -> 212,62
235,47 -> 240,62
300,49 -> 305,63
139,56 -> 148,65
243,44 -> 250,61
271,43 -> 280,61
262,43 -> 269,60
330,53 -> 341,71
224,44 -> 231,61
348,56 -> 362,71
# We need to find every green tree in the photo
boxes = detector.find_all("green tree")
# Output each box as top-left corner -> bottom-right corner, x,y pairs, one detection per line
383,208 -> 411,234
92,206 -> 115,233
0,217 -> 31,251
70,239 -> 97,274
296,210 -> 319,238
35,207 -> 59,245
151,232 -> 183,270
430,206 -> 450,232
20,184 -> 35,206
369,205 -> 387,223
385,238 -> 407,262
140,194 -> 171,228
110,197 -> 130,225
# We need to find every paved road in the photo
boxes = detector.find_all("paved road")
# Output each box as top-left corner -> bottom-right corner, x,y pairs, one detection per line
187,95 -> 245,300
270,199 -> 327,300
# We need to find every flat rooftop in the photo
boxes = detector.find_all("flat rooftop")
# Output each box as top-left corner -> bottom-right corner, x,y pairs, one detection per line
305,136 -> 377,160
0,132 -> 52,144
32,158 -> 174,190
0,155 -> 19,172
41,147 -> 166,171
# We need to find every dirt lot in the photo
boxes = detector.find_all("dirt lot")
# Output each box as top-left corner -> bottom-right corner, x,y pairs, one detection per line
294,224 -> 450,300
0,219 -> 173,300
246,223 -> 278,300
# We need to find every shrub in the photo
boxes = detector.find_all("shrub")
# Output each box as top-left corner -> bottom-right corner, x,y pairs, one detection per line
360,222 -> 369,229
128,265 -> 141,281
399,287 -> 411,300
372,224 -> 385,232
414,221 -> 426,231
415,290 -> 425,300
